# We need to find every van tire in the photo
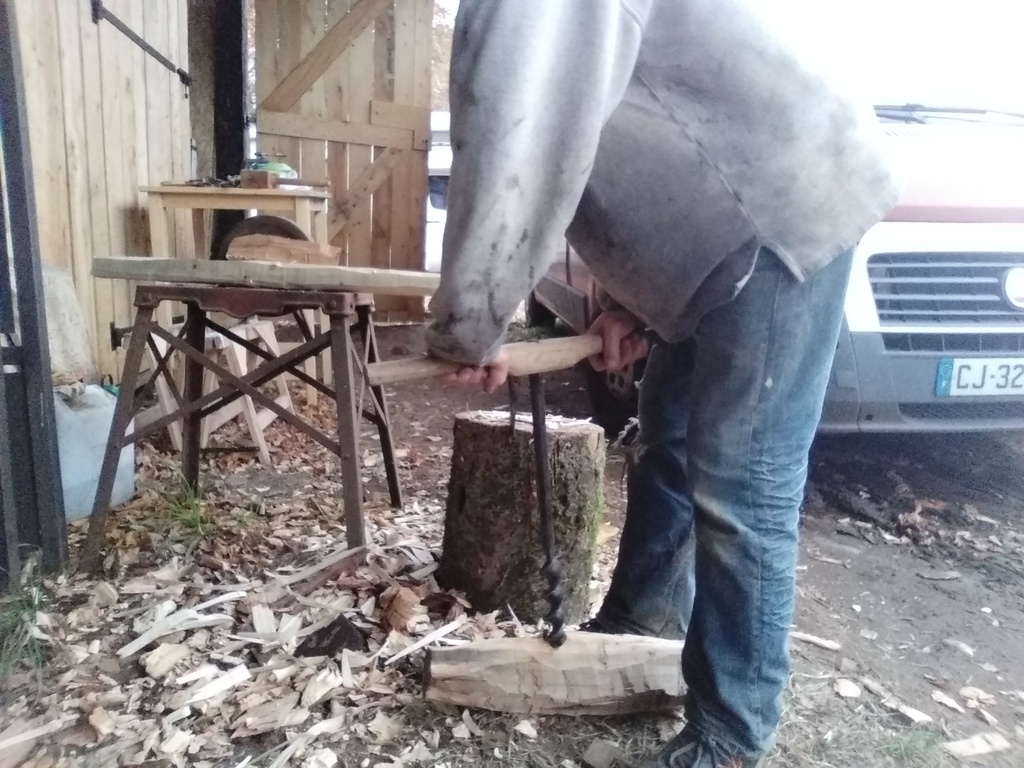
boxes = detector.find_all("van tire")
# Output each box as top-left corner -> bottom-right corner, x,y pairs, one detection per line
585,360 -> 643,437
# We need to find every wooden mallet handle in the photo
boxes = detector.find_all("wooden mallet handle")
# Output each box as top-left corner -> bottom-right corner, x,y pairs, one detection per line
365,335 -> 603,386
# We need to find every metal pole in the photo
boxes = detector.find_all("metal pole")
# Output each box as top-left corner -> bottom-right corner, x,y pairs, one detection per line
0,0 -> 68,571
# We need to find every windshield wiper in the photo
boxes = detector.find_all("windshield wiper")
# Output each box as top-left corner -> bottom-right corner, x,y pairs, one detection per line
875,103 -> 1024,122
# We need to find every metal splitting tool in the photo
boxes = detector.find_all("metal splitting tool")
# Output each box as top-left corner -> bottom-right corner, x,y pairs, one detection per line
528,373 -> 568,648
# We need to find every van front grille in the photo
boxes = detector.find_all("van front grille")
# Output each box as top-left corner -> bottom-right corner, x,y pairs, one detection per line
869,252 -> 1024,326
882,333 -> 1024,354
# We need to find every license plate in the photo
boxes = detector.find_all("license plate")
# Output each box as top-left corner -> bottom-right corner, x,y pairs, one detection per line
936,358 -> 1024,397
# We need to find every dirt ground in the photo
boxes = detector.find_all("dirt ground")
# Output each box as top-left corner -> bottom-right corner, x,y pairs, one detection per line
4,322 -> 1024,767
379,325 -> 1024,767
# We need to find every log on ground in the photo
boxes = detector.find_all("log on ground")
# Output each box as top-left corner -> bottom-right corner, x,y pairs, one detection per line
425,632 -> 686,715
438,410 -> 605,623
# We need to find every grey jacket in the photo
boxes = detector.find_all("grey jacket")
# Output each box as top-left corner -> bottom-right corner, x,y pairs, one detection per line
426,0 -> 900,364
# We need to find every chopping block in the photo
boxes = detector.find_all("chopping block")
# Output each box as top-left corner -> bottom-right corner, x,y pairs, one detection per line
375,335 -> 685,716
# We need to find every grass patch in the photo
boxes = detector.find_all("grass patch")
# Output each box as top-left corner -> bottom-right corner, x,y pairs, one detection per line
0,564 -> 51,681
879,730 -> 945,765
157,481 -> 217,556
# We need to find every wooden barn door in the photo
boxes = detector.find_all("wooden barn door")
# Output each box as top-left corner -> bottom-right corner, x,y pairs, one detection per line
254,0 -> 432,318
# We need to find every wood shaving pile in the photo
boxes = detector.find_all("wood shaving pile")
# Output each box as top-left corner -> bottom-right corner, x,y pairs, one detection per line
0,410 -> 530,767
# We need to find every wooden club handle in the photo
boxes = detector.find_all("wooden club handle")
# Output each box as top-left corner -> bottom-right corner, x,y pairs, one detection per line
365,335 -> 603,386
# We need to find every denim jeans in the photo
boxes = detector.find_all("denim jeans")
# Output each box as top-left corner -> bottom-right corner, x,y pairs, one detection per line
594,247 -> 854,759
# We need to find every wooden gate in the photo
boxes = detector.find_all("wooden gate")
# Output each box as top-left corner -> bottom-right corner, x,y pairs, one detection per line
254,0 -> 432,317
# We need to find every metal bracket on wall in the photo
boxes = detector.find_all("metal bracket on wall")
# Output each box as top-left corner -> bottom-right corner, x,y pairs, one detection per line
90,0 -> 192,89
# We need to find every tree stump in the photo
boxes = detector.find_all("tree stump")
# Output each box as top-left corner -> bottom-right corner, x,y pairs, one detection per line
438,410 -> 605,623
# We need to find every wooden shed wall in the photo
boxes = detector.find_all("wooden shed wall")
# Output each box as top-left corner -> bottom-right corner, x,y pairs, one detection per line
254,0 -> 432,318
15,0 -> 192,376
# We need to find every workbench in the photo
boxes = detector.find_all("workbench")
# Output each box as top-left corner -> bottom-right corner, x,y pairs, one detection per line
82,258 -> 440,572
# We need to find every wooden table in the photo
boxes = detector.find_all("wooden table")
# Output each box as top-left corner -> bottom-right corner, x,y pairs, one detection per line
143,185 -> 332,260
144,185 -> 334,399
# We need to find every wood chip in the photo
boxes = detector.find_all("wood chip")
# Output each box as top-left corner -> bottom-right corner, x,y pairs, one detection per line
977,708 -> 999,727
91,582 -> 119,607
834,679 -> 862,699
300,669 -> 343,707
932,690 -> 966,714
383,616 -> 467,667
368,711 -> 403,744
186,665 -> 251,704
0,716 -> 78,752
514,720 -> 539,739
943,732 -> 1011,758
917,569 -> 962,581
461,709 -> 484,738
88,707 -> 116,739
143,643 -> 191,679
943,639 -> 975,658
896,704 -> 933,726
252,604 -> 278,636
158,728 -> 191,755
582,738 -> 627,768
382,586 -> 428,632
302,748 -> 339,768
790,631 -> 841,651
859,629 -> 879,641
118,610 -> 233,657
960,686 -> 996,706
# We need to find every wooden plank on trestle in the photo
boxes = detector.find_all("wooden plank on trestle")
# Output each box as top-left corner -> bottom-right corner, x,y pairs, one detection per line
55,0 -> 97,348
78,0 -> 117,375
92,257 -> 440,297
261,0 -> 391,113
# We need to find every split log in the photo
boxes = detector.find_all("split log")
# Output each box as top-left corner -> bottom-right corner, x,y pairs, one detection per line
225,234 -> 341,265
438,411 -> 605,623
425,633 -> 685,715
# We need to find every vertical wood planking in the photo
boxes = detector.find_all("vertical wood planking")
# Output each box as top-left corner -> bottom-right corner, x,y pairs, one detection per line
55,0 -> 97,349
255,0 -> 284,159
407,0 -> 431,319
78,0 -> 116,374
325,0 -> 351,264
345,13 -> 376,267
14,0 -> 73,270
145,1 -> 174,253
97,0 -> 130,360
13,0 -> 192,377
166,0 -> 191,260
385,0 -> 419,315
299,0 -> 329,185
275,1 -> 303,170
371,3 -> 395,291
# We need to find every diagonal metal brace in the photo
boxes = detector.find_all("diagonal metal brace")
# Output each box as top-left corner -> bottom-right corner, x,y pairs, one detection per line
91,0 -> 192,87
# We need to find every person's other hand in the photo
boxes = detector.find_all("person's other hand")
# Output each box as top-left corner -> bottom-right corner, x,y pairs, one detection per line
439,349 -> 512,393
587,309 -> 648,372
